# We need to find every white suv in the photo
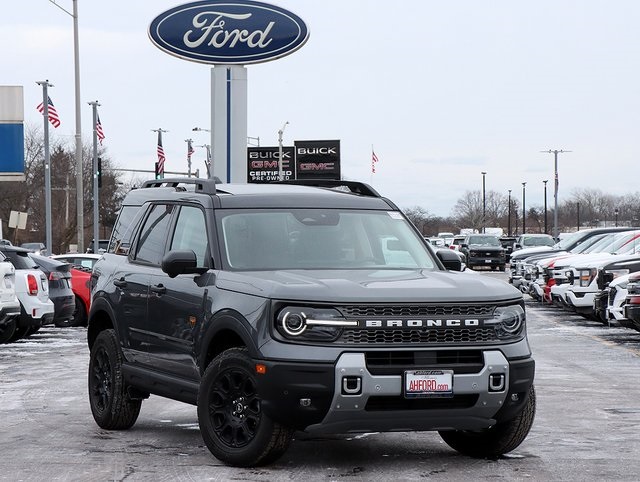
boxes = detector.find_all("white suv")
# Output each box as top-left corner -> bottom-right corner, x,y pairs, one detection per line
0,252 -> 21,343
0,246 -> 54,341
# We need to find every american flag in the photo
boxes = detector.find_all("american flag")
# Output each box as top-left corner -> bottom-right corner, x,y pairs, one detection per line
157,134 -> 166,176
36,96 -> 61,128
187,139 -> 195,160
96,113 -> 105,145
371,148 -> 379,173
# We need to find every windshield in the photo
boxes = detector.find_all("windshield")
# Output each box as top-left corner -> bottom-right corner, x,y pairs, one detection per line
219,209 -> 437,270
556,231 -> 588,250
571,233 -> 610,253
467,235 -> 500,246
522,236 -> 555,247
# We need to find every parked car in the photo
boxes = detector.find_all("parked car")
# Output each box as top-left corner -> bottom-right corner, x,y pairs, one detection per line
86,239 -> 110,254
624,272 -> 640,331
513,234 -> 555,252
0,252 -> 21,344
437,232 -> 455,246
0,245 -> 54,340
499,236 -> 517,262
460,234 -> 506,271
52,253 -> 102,326
29,254 -> 76,328
21,242 -> 48,256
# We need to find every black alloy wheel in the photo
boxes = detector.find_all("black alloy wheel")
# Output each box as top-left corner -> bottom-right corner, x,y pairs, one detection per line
0,319 -> 17,344
198,348 -> 293,467
88,329 -> 141,430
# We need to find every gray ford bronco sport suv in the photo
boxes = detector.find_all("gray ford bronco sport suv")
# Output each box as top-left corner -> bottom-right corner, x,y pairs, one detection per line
88,178 -> 535,467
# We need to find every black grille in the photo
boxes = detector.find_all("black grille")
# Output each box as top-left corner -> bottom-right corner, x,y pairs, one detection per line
339,305 -> 493,317
337,328 -> 497,345
365,394 -> 478,411
365,350 -> 484,375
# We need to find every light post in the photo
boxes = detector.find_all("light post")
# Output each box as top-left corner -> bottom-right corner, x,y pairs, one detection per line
192,127 -> 210,133
278,121 -> 289,181
522,182 -> 527,234
507,189 -> 512,236
615,208 -> 619,227
49,0 -> 83,251
481,171 -> 486,233
543,180 -> 548,234
541,149 -> 571,239
577,202 -> 580,231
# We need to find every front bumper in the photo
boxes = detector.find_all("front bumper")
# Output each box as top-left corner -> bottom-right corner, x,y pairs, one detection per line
257,349 -> 535,434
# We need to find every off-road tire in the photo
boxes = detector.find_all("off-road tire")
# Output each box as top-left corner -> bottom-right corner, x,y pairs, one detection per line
0,319 -> 17,344
439,385 -> 536,458
198,347 -> 293,467
88,329 -> 141,430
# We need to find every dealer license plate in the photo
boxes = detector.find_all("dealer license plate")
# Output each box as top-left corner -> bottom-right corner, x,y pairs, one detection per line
485,259 -> 492,263
404,369 -> 453,398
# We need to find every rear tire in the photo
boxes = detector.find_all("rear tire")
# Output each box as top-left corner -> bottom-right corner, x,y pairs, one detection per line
198,348 -> 293,467
439,385 -> 536,458
88,329 -> 141,430
0,319 -> 17,344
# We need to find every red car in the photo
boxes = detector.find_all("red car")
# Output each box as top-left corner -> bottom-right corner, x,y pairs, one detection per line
51,254 -> 101,326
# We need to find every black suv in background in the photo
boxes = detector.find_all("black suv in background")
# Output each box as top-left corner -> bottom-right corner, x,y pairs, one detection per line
88,178 -> 535,467
460,234 -> 507,271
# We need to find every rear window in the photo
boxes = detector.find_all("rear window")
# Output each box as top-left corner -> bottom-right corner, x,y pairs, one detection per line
2,250 -> 39,269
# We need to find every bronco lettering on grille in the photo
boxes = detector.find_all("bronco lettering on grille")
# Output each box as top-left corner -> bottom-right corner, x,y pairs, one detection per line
363,319 -> 481,328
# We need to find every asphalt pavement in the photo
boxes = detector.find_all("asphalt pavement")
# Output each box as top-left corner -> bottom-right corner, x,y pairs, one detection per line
1,271 -> 640,481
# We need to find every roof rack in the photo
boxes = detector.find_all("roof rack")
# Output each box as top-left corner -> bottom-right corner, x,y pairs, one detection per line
141,177 -> 222,195
277,179 -> 381,198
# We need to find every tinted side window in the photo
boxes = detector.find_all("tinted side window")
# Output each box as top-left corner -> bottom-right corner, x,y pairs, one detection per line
134,204 -> 174,265
109,206 -> 145,255
170,206 -> 209,268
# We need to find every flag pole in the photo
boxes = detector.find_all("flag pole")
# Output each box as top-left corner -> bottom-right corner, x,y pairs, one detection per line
88,100 -> 100,253
36,80 -> 53,254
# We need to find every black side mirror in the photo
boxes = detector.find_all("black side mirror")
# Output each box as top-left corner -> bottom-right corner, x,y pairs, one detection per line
436,249 -> 462,271
161,250 -> 208,278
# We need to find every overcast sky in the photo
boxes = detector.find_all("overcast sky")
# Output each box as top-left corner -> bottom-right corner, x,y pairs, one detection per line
3,0 -> 639,216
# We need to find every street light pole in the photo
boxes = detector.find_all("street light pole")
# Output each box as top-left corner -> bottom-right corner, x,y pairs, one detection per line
543,180 -> 548,234
508,189 -> 512,236
49,0 -> 83,251
481,171 -> 486,233
522,182 -> 527,234
541,149 -> 571,239
615,208 -> 619,227
278,121 -> 289,181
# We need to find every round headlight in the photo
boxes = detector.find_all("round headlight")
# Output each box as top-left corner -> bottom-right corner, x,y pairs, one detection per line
281,311 -> 307,336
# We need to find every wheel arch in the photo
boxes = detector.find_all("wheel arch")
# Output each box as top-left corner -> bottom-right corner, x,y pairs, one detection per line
87,297 -> 117,350
197,309 -> 259,376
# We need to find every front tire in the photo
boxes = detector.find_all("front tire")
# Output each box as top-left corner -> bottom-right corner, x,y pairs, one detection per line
439,385 -> 536,458
88,329 -> 141,430
197,348 -> 293,467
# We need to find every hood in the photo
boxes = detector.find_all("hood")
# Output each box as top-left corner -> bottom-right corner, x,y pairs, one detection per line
216,269 -> 521,304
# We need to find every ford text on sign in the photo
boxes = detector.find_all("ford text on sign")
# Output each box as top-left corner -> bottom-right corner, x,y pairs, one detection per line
148,1 -> 309,65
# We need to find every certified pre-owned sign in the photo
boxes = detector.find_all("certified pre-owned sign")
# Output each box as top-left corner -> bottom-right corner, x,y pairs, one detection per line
148,0 -> 309,65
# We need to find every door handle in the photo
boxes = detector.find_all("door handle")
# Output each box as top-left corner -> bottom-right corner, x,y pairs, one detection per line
113,278 -> 127,288
150,284 -> 166,295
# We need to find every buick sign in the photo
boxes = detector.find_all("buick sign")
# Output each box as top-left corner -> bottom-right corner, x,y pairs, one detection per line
148,0 -> 309,65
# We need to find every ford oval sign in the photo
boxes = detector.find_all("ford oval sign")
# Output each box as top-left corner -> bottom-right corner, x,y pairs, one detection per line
148,0 -> 309,65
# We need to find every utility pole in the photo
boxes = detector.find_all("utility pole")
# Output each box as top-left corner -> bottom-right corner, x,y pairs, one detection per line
185,138 -> 194,177
89,100 -> 100,253
507,189 -> 512,236
522,182 -> 527,234
543,180 -> 548,234
481,171 -> 487,233
36,80 -> 53,255
541,149 -> 571,239
278,121 -> 289,181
